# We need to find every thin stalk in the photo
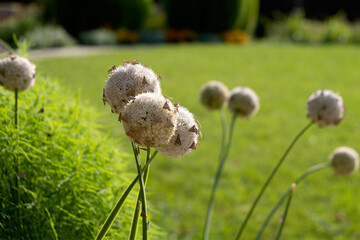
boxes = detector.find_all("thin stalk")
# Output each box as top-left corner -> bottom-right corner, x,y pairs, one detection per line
220,108 -> 227,156
275,184 -> 296,240
95,150 -> 158,240
14,88 -> 21,237
255,162 -> 329,240
129,148 -> 151,240
131,142 -> 148,240
235,121 -> 313,240
15,88 -> 19,129
203,114 -> 237,240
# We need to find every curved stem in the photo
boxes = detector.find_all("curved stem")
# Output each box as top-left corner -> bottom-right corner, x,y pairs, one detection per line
235,121 -> 313,240
95,150 -> 157,240
220,108 -> 227,157
255,162 -> 329,240
129,148 -> 151,240
203,114 -> 237,240
275,184 -> 296,240
131,143 -> 148,240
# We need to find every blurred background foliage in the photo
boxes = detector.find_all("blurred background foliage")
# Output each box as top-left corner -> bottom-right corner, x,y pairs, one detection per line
1,0 -> 360,48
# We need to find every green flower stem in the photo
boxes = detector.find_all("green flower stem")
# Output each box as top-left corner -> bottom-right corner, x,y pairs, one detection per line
235,121 -> 313,240
95,150 -> 158,240
255,162 -> 329,240
203,114 -> 237,240
220,108 -> 227,155
129,148 -> 151,240
14,88 -> 21,237
131,142 -> 148,240
275,184 -> 295,240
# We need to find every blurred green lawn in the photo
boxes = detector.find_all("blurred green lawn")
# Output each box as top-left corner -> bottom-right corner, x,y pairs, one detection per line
34,43 -> 360,240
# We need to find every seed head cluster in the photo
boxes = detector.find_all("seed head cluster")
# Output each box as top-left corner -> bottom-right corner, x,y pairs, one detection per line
104,62 -> 161,114
307,89 -> 344,127
104,61 -> 200,156
329,146 -> 359,177
121,93 -> 178,147
157,106 -> 200,157
0,54 -> 36,92
199,81 -> 229,110
228,86 -> 260,118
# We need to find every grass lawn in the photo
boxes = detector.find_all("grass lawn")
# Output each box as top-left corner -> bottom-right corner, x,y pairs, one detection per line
34,43 -> 360,240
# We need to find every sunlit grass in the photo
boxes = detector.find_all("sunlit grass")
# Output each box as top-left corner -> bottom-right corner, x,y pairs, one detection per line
34,43 -> 360,239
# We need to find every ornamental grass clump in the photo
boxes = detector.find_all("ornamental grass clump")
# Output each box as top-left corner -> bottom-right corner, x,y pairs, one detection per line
200,80 -> 260,240
96,61 -> 200,240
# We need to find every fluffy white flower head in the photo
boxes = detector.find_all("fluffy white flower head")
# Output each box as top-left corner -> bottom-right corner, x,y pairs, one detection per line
199,80 -> 229,110
104,61 -> 161,114
228,86 -> 259,118
121,92 -> 178,147
329,146 -> 359,177
157,106 -> 200,158
307,89 -> 344,127
0,54 -> 36,92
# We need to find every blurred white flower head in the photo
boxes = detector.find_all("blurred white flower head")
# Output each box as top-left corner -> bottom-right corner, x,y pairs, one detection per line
307,89 -> 344,127
228,86 -> 260,118
121,92 -> 177,147
104,61 -> 161,114
0,54 -> 36,92
329,146 -> 359,177
157,105 -> 200,158
200,80 -> 229,110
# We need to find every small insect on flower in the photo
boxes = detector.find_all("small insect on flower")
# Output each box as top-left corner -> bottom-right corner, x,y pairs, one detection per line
199,81 -> 229,110
307,89 -> 345,127
104,62 -> 162,114
0,53 -> 36,92
121,93 -> 178,147
329,146 -> 359,177
157,105 -> 200,158
228,86 -> 260,118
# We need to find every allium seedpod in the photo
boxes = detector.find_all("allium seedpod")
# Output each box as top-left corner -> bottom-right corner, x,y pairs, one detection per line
307,89 -> 344,127
228,86 -> 259,118
0,54 -> 36,92
330,146 -> 359,177
121,93 -> 177,147
104,62 -> 161,114
157,106 -> 200,158
199,80 -> 229,110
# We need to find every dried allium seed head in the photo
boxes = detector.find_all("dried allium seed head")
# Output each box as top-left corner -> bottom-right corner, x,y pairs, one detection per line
199,80 -> 229,110
0,54 -> 36,92
157,106 -> 200,158
121,93 -> 177,147
228,86 -> 259,118
307,89 -> 344,127
104,63 -> 161,114
329,146 -> 359,177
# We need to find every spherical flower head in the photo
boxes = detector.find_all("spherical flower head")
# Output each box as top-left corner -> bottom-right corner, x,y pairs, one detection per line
329,146 -> 359,177
228,86 -> 260,118
157,105 -> 200,158
0,54 -> 36,92
121,93 -> 178,147
104,61 -> 161,114
307,89 -> 344,127
199,80 -> 229,110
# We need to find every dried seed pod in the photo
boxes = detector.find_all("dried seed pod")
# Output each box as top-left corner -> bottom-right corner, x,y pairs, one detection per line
228,86 -> 259,118
307,89 -> 344,127
329,146 -> 359,177
199,80 -> 229,110
0,54 -> 36,92
104,62 -> 161,114
122,93 -> 177,147
157,106 -> 200,158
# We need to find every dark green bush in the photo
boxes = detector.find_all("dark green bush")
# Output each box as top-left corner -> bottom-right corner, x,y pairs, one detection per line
21,25 -> 76,49
0,75 -> 151,239
37,0 -> 151,36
